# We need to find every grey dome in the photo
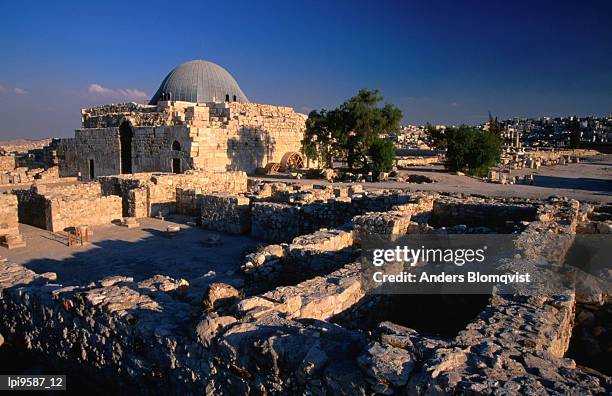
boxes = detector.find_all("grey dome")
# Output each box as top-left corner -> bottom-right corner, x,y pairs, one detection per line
150,60 -> 248,104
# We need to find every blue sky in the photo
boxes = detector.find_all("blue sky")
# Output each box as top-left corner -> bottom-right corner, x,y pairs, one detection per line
0,0 -> 610,139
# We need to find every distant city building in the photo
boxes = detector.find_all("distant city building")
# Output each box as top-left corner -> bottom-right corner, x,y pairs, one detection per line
482,116 -> 610,148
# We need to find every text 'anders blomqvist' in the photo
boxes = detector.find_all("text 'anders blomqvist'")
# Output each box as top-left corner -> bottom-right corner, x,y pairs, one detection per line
370,246 -> 531,284
372,271 -> 531,284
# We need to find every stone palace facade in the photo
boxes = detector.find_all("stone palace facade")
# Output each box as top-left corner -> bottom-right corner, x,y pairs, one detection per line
57,60 -> 306,179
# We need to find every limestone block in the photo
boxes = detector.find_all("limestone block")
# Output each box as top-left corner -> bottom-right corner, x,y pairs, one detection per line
0,194 -> 19,237
202,282 -> 242,312
1,234 -> 26,249
352,211 -> 412,242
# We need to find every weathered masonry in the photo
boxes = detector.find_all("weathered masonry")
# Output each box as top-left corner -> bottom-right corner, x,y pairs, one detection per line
1,188 -> 609,394
11,170 -> 247,232
56,60 -> 306,179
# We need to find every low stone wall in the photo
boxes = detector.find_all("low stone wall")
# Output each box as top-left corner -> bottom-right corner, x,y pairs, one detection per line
0,262 -> 208,393
250,202 -> 300,242
175,188 -> 200,216
46,195 -> 122,232
0,194 -> 19,237
14,184 -> 122,232
350,191 -> 413,213
300,199 -> 354,233
395,156 -> 439,167
263,183 -> 338,204
248,189 -> 436,243
242,228 -> 356,285
352,211 -> 412,242
0,166 -> 60,186
530,149 -> 599,161
147,173 -> 247,217
430,197 -> 538,229
99,171 -> 247,218
14,188 -> 49,229
290,228 -> 354,253
237,263 -> 364,321
497,148 -> 601,172
200,194 -> 250,234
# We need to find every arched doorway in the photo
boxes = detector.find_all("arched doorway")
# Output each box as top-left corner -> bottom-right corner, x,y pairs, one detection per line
172,158 -> 181,174
119,121 -> 133,174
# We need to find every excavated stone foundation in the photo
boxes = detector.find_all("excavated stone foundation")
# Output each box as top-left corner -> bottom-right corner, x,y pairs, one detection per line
0,181 -> 610,394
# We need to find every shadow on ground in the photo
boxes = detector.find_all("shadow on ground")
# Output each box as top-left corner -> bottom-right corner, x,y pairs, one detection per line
532,175 -> 612,195
22,226 -> 259,287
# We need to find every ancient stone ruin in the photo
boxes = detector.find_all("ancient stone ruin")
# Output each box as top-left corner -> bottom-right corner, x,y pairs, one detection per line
0,178 -> 609,394
53,60 -> 307,180
0,59 -> 609,395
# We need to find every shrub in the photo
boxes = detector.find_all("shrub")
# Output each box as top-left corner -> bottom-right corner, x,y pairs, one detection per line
445,126 -> 501,177
370,138 -> 396,174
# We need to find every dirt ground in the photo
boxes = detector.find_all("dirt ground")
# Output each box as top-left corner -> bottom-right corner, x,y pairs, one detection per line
1,217 -> 261,303
256,153 -> 612,203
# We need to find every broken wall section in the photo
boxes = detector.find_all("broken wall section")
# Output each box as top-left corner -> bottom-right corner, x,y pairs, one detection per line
14,183 -> 122,232
193,102 -> 306,173
0,194 -> 19,237
430,197 -> 538,230
99,171 -> 248,218
249,189 -> 435,243
199,193 -> 251,234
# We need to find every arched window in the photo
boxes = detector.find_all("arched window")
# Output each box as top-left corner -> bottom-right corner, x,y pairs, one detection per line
225,94 -> 230,102
172,141 -> 181,151
233,95 -> 237,102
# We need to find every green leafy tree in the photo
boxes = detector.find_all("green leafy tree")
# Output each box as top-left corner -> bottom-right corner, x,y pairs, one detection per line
302,89 -> 402,170
424,122 -> 447,149
445,126 -> 502,176
302,110 -> 334,168
487,112 -> 503,139
369,138 -> 396,174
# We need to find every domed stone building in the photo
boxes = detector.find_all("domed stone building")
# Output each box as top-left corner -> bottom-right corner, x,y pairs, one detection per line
150,60 -> 249,104
57,60 -> 306,179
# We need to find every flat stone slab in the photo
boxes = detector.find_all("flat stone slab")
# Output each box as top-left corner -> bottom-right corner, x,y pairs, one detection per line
1,234 -> 26,249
